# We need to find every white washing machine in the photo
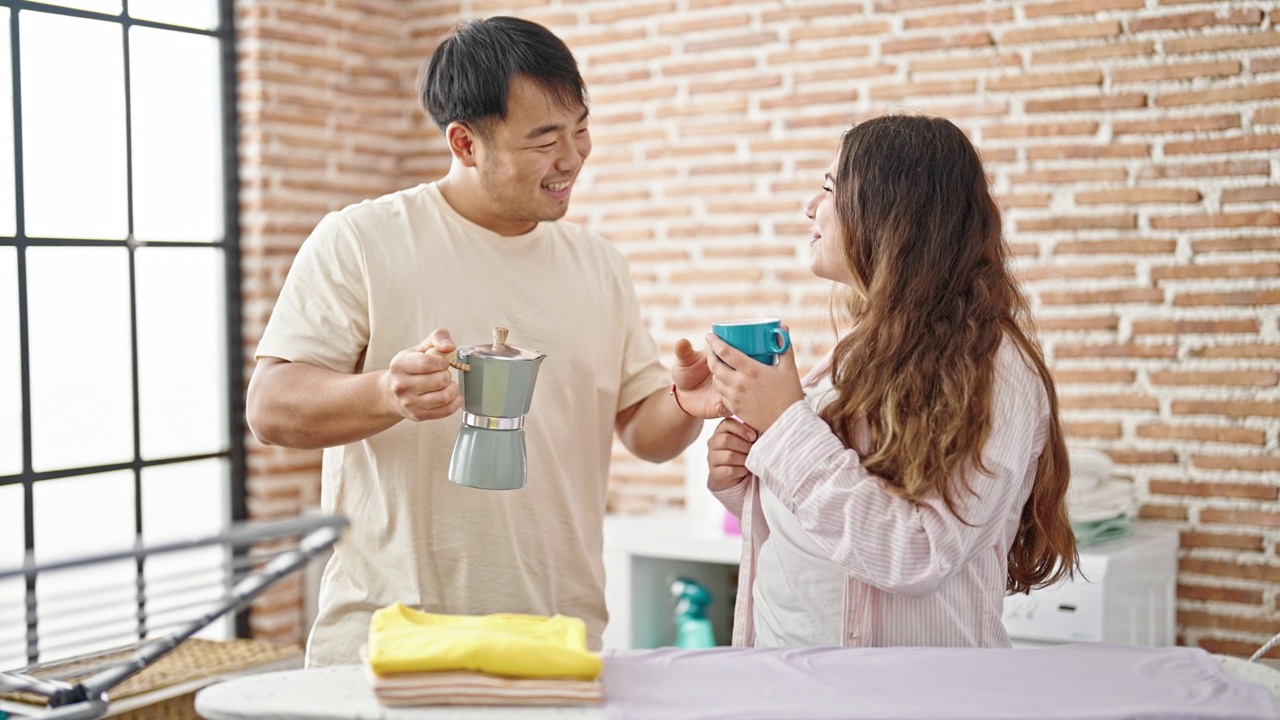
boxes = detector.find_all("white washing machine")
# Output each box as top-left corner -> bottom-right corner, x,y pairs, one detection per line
1003,524 -> 1179,647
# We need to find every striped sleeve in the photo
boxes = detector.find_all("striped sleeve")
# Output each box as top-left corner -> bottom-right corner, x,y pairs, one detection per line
745,347 -> 1048,598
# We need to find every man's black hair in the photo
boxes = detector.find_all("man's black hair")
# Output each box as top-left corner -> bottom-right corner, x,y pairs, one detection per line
419,16 -> 588,136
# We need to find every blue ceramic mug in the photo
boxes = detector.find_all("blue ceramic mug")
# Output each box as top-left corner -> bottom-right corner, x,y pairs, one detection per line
712,318 -> 791,366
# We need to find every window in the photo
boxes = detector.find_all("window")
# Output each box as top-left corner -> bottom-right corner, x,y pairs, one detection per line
0,0 -> 243,668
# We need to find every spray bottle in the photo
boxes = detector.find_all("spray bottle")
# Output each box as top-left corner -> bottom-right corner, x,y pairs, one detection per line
670,577 -> 716,648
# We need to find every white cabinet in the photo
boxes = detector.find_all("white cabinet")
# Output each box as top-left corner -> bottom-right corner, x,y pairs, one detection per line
602,509 -> 1178,650
1003,525 -> 1178,647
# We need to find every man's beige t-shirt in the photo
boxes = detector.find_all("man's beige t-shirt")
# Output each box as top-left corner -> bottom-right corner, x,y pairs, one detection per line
256,182 -> 669,666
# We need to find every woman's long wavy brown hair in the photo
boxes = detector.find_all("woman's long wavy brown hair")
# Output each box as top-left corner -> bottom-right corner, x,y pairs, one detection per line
818,115 -> 1077,593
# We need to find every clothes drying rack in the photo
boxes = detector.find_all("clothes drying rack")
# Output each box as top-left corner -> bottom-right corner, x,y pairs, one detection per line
0,514 -> 347,720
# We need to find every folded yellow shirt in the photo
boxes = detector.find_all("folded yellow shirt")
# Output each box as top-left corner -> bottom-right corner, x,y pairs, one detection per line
366,603 -> 602,680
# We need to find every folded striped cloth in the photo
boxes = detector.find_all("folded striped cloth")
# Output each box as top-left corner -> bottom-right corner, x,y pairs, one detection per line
363,662 -> 602,707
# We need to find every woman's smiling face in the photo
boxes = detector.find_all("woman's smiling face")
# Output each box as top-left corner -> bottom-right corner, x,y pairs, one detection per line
805,153 -> 852,285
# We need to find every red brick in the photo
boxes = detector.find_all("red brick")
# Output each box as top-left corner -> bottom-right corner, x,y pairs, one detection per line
1034,315 -> 1119,331
1255,56 -> 1280,74
1177,583 -> 1264,605
1166,133 -> 1280,156
657,13 -> 751,34
1025,93 -> 1146,113
1054,343 -> 1177,359
881,32 -> 993,54
1053,369 -> 1136,383
1181,558 -> 1280,583
1032,40 -> 1152,65
1192,454 -> 1280,472
1137,504 -> 1188,520
1025,143 -> 1148,160
1130,8 -> 1264,33
1200,509 -> 1280,530
1113,114 -> 1241,135
1152,212 -> 1280,230
1040,287 -> 1162,305
996,192 -> 1053,209
1017,262 -> 1134,281
790,19 -> 893,41
1114,59 -> 1242,83
987,70 -> 1103,92
1054,239 -> 1172,256
1105,448 -> 1172,466
1133,318 -> 1258,335
1165,31 -> 1280,54
1140,160 -> 1271,180
902,7 -> 1015,28
1058,393 -> 1159,410
1175,263 -> 1280,283
685,31 -> 779,53
1136,424 -> 1266,445
984,121 -> 1098,139
1222,186 -> 1280,204
1193,236 -> 1280,253
1001,21 -> 1121,44
1254,105 -> 1280,124
869,78 -> 978,99
1160,82 -> 1280,108
1177,400 -> 1280,421
1178,611 -> 1280,636
1018,214 -> 1138,231
588,1 -> 677,23
1176,289 -> 1280,307
910,53 -> 1021,73
1178,531 -> 1265,552
1009,167 -> 1128,184
1076,187 -> 1200,205
1024,0 -> 1144,18
767,44 -> 871,65
661,57 -> 755,76
1157,476 -> 1274,499
1190,344 -> 1280,359
1064,420 -> 1123,438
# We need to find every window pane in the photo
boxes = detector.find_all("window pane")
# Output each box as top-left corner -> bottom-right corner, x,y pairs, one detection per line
21,12 -> 127,240
28,247 -> 133,472
0,483 -> 24,670
36,1 -> 122,13
33,471 -> 136,662
0,247 -> 18,477
0,9 -> 14,238
129,1 -> 219,32
131,28 -> 223,243
137,247 -> 227,458
142,459 -> 229,641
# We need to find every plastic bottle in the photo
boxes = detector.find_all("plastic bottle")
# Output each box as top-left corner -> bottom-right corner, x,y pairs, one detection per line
670,577 -> 716,648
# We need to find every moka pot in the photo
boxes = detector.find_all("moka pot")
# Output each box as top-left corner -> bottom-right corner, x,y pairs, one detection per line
447,327 -> 546,491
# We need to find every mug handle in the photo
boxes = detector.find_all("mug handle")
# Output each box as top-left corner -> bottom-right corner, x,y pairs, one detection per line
769,328 -> 791,354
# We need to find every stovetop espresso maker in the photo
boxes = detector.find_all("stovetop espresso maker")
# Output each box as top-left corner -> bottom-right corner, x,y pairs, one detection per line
446,326 -> 546,491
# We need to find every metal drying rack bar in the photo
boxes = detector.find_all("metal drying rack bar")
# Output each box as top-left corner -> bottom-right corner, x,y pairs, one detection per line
0,514 -> 348,720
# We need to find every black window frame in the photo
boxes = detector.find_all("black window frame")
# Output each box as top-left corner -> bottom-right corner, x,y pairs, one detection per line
0,0 -> 246,665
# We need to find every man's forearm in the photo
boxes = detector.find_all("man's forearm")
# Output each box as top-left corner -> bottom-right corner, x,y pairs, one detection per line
617,387 -> 705,463
246,360 -> 402,450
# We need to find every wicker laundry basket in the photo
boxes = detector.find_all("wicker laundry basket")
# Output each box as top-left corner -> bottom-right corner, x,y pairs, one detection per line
2,638 -> 301,720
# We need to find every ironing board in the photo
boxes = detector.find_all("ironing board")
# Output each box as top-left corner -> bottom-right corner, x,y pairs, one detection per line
0,514 -> 348,720
194,645 -> 1280,720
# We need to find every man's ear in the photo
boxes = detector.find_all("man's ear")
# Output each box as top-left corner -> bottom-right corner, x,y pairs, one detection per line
445,121 -> 479,167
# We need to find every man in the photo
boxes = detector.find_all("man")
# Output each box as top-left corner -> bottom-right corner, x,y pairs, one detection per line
245,16 -> 718,666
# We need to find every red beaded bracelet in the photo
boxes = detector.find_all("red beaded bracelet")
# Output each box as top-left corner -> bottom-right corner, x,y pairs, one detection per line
669,383 -> 695,417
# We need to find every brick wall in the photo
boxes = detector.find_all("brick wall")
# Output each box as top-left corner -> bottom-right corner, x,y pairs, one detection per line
237,0 -> 1280,657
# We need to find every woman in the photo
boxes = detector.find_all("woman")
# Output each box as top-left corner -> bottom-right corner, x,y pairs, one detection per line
697,114 -> 1077,648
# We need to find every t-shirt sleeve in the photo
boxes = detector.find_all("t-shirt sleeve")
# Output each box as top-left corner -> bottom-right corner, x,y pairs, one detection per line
254,211 -> 371,373
611,253 -> 669,414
